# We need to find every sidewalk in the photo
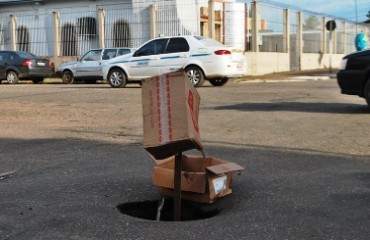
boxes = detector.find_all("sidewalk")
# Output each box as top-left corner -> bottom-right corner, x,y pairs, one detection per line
234,69 -> 337,83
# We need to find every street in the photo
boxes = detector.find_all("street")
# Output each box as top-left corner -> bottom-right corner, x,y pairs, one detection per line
1,79 -> 370,240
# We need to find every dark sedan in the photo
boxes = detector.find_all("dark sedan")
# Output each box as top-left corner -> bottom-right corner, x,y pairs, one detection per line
0,50 -> 53,84
337,49 -> 370,108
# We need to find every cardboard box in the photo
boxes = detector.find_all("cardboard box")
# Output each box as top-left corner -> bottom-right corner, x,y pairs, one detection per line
152,155 -> 244,203
141,70 -> 203,160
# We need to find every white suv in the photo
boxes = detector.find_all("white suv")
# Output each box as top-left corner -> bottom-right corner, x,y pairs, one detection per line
57,47 -> 134,84
103,36 -> 247,87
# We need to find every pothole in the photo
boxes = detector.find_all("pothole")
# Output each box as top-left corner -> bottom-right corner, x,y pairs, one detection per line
117,198 -> 221,221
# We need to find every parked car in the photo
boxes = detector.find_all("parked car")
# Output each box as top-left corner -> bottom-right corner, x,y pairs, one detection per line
337,48 -> 370,108
102,35 -> 247,88
0,50 -> 53,84
57,47 -> 134,84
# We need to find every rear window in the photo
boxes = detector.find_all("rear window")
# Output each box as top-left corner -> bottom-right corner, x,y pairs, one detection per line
16,51 -> 36,59
193,36 -> 224,47
165,37 -> 189,53
118,48 -> 131,56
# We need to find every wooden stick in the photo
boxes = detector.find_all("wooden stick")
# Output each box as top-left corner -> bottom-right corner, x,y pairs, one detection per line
174,152 -> 182,221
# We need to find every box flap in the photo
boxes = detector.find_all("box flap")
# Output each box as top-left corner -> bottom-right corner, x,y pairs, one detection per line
206,162 -> 244,175
152,166 -> 207,193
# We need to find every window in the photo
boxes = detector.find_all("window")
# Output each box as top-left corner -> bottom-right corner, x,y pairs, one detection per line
135,38 -> 168,56
102,49 -> 117,60
17,26 -> 30,52
113,20 -> 130,47
81,49 -> 101,61
0,52 -> 7,61
118,48 -> 131,56
165,37 -> 189,53
61,23 -> 77,56
78,17 -> 97,39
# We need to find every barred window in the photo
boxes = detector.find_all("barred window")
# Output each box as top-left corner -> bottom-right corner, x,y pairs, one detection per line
61,23 -> 77,56
17,26 -> 30,52
113,20 -> 130,47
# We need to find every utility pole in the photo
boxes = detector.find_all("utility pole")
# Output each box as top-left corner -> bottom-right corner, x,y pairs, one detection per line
355,0 -> 358,34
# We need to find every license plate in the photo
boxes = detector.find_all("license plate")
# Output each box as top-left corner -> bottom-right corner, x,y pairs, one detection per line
37,62 -> 46,66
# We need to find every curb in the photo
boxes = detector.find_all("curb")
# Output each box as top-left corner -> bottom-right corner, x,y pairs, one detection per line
234,75 -> 335,84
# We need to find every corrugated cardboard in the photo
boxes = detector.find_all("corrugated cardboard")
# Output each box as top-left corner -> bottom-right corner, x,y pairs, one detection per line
152,155 -> 244,203
141,70 -> 203,159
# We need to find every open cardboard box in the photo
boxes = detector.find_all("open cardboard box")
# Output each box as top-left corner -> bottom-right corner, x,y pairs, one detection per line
141,70 -> 203,160
152,155 -> 244,203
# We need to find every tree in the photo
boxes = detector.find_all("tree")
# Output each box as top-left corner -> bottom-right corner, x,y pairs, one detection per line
303,16 -> 320,31
365,10 -> 370,23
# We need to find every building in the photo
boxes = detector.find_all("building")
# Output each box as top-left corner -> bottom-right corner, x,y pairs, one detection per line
0,0 -> 368,75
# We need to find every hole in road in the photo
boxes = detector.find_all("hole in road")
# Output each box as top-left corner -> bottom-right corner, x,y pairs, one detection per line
117,198 -> 221,221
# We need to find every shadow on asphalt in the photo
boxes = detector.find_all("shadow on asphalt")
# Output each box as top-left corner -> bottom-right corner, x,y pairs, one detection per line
1,138 -> 370,239
212,102 -> 370,114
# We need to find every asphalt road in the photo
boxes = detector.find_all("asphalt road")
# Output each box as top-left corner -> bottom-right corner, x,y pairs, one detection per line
1,79 -> 370,240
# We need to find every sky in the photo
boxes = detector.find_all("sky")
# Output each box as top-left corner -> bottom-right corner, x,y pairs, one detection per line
260,0 -> 370,22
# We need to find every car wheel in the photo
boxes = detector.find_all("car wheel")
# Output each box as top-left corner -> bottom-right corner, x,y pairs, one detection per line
364,80 -> 370,107
6,71 -> 19,84
209,78 -> 229,87
186,66 -> 205,87
108,68 -> 127,88
32,78 -> 44,84
62,70 -> 74,84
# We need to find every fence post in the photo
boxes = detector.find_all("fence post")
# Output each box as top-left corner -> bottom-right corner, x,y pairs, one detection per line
251,0 -> 258,52
10,14 -> 16,51
283,9 -> 289,53
52,11 -> 60,57
333,23 -> 337,54
98,8 -> 105,49
150,4 -> 157,38
322,17 -> 327,54
297,11 -> 302,70
342,21 -> 347,54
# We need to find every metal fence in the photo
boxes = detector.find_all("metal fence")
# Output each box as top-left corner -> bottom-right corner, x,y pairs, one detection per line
0,1 -> 368,57
251,1 -> 370,55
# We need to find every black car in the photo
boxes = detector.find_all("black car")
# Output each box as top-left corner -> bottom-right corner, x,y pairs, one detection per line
0,50 -> 53,84
337,49 -> 370,107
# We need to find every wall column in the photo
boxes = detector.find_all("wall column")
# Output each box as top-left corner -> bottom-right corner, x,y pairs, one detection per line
208,0 -> 215,39
10,14 -> 16,51
150,4 -> 157,38
251,0 -> 258,52
52,11 -> 60,57
98,8 -> 105,49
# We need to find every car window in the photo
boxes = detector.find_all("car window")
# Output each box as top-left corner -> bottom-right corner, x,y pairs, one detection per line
118,48 -> 131,56
102,49 -> 117,60
0,53 -> 7,61
165,37 -> 189,53
135,39 -> 168,56
17,51 -> 36,59
9,53 -> 17,60
194,36 -> 224,47
81,50 -> 102,61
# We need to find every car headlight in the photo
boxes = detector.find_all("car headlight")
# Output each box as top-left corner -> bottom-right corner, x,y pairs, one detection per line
339,59 -> 348,70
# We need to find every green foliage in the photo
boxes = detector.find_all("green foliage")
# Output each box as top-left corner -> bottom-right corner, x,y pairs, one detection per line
303,16 -> 320,30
